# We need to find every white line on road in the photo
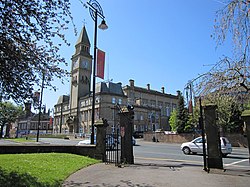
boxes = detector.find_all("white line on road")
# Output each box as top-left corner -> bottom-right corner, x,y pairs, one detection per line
224,159 -> 249,167
136,157 -> 250,169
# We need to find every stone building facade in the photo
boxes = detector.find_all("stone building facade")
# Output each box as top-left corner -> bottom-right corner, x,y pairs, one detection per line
53,26 -> 178,136
16,102 -> 53,137
123,80 -> 178,132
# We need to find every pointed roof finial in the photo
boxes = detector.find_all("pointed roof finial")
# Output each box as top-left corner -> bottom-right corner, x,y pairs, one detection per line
76,26 -> 90,47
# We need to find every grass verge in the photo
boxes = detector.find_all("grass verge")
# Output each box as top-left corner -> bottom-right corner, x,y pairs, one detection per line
0,153 -> 99,186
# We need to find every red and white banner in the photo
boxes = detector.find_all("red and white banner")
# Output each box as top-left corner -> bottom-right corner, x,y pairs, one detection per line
96,49 -> 105,79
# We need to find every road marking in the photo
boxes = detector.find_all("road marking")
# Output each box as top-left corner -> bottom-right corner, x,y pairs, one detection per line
136,157 -> 250,169
224,159 -> 249,167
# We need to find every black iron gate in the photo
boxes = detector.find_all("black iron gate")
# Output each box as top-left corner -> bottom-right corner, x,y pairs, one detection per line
105,129 -> 121,165
105,105 -> 134,165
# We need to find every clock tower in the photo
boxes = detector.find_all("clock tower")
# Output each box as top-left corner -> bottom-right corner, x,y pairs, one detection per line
70,26 -> 92,116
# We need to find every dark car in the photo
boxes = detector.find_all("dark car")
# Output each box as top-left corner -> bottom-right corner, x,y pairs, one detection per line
133,131 -> 143,138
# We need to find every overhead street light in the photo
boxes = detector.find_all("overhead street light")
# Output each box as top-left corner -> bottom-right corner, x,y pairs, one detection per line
86,0 -> 108,144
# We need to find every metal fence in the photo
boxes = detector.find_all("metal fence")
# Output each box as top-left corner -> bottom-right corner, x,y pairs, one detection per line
105,131 -> 121,166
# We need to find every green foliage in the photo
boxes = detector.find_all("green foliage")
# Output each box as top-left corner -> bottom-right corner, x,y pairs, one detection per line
189,107 -> 200,128
244,102 -> 250,110
0,102 -> 24,137
169,109 -> 177,131
228,103 -> 243,133
202,95 -> 244,133
0,0 -> 75,103
0,153 -> 99,186
0,102 -> 23,124
184,114 -> 196,133
176,92 -> 189,133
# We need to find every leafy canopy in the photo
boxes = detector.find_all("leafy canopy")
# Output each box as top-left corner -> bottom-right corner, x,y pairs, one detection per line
0,101 -> 24,126
0,0 -> 76,103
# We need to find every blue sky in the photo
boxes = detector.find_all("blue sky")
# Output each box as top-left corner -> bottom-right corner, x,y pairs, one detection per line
42,0 -> 230,112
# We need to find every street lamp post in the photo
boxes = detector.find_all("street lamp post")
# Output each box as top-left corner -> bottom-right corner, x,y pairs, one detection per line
36,72 -> 45,142
87,0 -> 108,144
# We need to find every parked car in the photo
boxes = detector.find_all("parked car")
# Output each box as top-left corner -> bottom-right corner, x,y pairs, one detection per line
181,136 -> 232,157
78,135 -> 136,147
117,136 -> 136,146
77,135 -> 116,150
77,136 -> 96,145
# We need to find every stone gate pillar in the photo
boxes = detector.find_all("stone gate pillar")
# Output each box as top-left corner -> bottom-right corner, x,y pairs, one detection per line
204,105 -> 223,169
241,110 -> 250,163
94,118 -> 108,162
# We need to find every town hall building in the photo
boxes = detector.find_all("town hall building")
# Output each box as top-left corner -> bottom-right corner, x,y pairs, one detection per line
53,26 -> 178,136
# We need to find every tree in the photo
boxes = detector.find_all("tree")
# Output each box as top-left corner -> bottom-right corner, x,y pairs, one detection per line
202,94 -> 243,133
169,109 -> 177,131
229,103 -> 244,133
0,102 -> 24,138
197,0 -> 249,98
0,0 -> 76,103
176,91 -> 189,133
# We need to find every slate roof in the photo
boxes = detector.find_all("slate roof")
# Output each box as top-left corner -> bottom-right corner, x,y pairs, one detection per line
96,82 -> 124,96
57,95 -> 69,104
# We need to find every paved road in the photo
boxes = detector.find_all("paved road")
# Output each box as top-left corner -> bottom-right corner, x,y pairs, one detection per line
134,139 -> 250,170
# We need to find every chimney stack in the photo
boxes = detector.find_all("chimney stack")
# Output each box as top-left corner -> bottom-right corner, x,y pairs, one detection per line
177,90 -> 181,97
147,84 -> 150,90
161,87 -> 165,94
129,79 -> 134,87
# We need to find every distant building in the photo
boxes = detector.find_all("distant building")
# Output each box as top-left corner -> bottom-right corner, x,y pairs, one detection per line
123,80 -> 178,132
16,102 -> 53,137
53,26 -> 178,136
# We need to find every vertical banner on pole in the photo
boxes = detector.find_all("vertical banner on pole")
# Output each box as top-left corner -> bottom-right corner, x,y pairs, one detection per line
96,49 -> 105,79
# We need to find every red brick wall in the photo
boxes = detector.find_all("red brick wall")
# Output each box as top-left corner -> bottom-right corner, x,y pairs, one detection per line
143,132 -> 248,147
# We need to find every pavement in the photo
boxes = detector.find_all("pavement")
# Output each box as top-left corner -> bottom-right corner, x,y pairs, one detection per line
63,158 -> 250,187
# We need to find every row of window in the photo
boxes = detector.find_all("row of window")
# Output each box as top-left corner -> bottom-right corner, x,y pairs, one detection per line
54,109 -> 100,126
54,105 -> 70,113
55,97 -> 123,113
139,99 -> 176,110
134,104 -> 177,121
18,122 -> 52,130
54,97 -> 176,120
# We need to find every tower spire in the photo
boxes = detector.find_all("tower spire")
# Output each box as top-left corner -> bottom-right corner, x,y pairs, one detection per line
74,26 -> 91,56
76,26 -> 90,47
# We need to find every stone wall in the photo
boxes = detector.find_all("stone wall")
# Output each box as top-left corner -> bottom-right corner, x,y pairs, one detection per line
144,132 -> 195,143
224,133 -> 248,147
143,132 -> 248,147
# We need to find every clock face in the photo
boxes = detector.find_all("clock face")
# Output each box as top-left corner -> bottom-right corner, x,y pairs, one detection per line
72,59 -> 78,69
81,60 -> 88,69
